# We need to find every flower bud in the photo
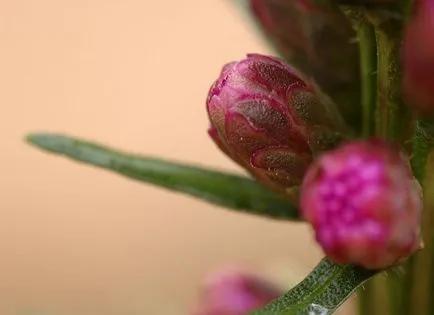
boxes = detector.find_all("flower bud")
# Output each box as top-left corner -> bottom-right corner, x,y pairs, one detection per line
207,54 -> 345,201
249,0 -> 362,129
300,139 -> 422,269
402,0 -> 434,114
191,268 -> 281,315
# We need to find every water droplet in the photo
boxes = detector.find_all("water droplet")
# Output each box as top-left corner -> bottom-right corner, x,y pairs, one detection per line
307,303 -> 329,315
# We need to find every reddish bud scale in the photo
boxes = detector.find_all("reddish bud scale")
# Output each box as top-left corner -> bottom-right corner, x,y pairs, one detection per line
301,139 -> 422,269
207,54 -> 343,200
402,0 -> 434,114
249,0 -> 362,129
250,0 -> 356,84
191,269 -> 281,315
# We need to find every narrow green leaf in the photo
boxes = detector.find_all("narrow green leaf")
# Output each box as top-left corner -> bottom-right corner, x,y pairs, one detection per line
26,133 -> 300,220
252,258 -> 378,315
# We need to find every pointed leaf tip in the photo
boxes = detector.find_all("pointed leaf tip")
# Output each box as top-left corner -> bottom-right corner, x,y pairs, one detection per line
25,133 -> 302,221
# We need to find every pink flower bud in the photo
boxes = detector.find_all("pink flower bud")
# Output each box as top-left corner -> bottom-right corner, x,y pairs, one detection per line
300,139 -> 422,269
191,269 -> 281,315
207,54 -> 344,201
249,0 -> 361,129
402,0 -> 434,114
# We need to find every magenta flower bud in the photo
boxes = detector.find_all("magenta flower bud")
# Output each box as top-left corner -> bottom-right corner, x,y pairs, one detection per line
191,269 -> 281,315
402,0 -> 434,114
207,54 -> 344,200
300,139 -> 422,269
249,0 -> 362,129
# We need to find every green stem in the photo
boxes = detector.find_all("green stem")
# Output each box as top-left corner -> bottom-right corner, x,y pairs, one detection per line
404,119 -> 434,315
427,168 -> 434,315
357,20 -> 377,138
366,10 -> 409,315
373,26 -> 405,140
353,11 -> 381,315
339,8 -> 384,315
358,276 -> 389,315
412,119 -> 434,181
358,282 -> 374,315
340,7 -> 377,139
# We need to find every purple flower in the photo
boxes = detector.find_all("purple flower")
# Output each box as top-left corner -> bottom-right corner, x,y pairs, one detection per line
402,0 -> 434,114
300,139 -> 422,269
191,268 -> 281,315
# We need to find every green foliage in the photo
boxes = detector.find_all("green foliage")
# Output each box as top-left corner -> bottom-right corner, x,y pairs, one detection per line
26,133 -> 300,221
252,259 -> 378,315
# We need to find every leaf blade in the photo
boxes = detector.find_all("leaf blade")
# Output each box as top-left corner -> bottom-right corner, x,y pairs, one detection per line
252,258 -> 378,315
26,133 -> 301,220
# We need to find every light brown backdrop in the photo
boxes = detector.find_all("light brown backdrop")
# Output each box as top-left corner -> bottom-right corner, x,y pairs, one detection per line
0,1 -> 353,314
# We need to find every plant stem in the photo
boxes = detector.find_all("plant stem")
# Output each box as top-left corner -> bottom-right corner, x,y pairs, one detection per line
365,9 -> 410,315
404,119 -> 434,315
357,19 -> 377,138
340,7 -> 377,139
426,156 -> 434,315
358,275 -> 390,315
373,26 -> 405,140
358,282 -> 374,315
340,8 -> 383,315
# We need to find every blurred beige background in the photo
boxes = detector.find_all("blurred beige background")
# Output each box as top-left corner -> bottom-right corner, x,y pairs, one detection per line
0,1 -> 353,314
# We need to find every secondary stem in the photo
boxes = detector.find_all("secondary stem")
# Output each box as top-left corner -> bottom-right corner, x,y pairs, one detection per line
367,9 -> 408,315
374,26 -> 405,140
357,19 -> 377,138
406,119 -> 434,315
340,7 -> 377,139
340,7 -> 381,315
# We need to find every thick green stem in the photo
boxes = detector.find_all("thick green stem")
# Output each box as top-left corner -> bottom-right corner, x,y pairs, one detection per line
358,20 -> 377,138
340,8 -> 385,315
358,282 -> 374,315
340,7 -> 377,139
373,26 -> 406,140
364,9 -> 409,315
404,119 -> 434,315
426,156 -> 434,314
374,20 -> 413,315
359,275 -> 390,315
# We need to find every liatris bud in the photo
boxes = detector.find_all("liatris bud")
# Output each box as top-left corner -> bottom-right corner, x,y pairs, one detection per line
402,0 -> 434,115
249,0 -> 361,130
191,269 -> 281,315
207,54 -> 345,201
300,139 -> 422,269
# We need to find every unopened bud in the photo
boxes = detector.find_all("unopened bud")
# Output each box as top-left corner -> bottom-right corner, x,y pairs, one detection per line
191,268 -> 281,315
402,0 -> 434,115
249,0 -> 361,129
207,54 -> 345,201
300,139 -> 422,269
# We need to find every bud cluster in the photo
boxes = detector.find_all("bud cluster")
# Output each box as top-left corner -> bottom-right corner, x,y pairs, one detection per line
205,0 -> 426,271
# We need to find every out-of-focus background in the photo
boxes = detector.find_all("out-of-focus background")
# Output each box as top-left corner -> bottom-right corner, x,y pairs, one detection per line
0,1 -> 353,314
